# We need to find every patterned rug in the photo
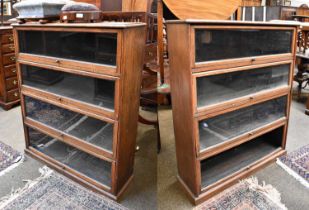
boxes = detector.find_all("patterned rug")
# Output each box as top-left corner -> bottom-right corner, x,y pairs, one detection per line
277,144 -> 309,189
0,141 -> 23,176
0,167 -> 127,210
196,177 -> 287,210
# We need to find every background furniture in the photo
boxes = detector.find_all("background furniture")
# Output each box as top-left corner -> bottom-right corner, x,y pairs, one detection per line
0,26 -> 19,110
237,6 -> 298,21
76,0 -> 153,12
167,20 -> 297,204
162,0 -> 241,20
13,22 -> 146,200
101,11 -> 161,152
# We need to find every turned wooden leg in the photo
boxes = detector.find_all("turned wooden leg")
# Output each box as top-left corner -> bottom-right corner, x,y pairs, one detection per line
298,81 -> 302,101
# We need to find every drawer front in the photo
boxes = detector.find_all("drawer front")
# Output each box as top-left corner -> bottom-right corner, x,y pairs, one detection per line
198,96 -> 287,152
21,64 -> 116,112
18,30 -> 118,67
196,64 -> 291,109
3,53 -> 16,66
7,89 -> 20,102
3,65 -> 17,78
2,43 -> 15,54
27,126 -> 112,188
2,34 -> 14,44
5,76 -> 18,90
195,28 -> 293,64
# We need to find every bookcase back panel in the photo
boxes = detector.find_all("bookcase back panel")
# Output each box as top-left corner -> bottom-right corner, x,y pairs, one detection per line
200,126 -> 284,189
199,96 -> 287,151
196,64 -> 290,108
27,127 -> 112,187
21,65 -> 115,111
195,29 -> 293,63
18,31 -> 118,66
25,96 -> 114,153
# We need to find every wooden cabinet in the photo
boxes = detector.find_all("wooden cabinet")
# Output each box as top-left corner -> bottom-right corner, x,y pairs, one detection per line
13,22 -> 146,200
166,20 -> 297,205
0,27 -> 19,110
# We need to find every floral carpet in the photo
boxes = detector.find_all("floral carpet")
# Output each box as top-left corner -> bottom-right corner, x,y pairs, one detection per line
0,141 -> 22,176
196,177 -> 287,210
0,167 -> 127,210
277,144 -> 309,188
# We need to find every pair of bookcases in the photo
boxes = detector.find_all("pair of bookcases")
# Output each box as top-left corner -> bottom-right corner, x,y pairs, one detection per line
13,20 -> 297,204
167,20 -> 297,204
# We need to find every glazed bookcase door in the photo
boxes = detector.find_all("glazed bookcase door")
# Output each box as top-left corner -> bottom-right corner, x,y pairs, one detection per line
18,30 -> 117,66
195,63 -> 291,109
19,64 -> 118,119
195,27 -> 293,62
23,96 -> 116,157
15,27 -> 123,77
26,126 -> 113,189
192,26 -> 296,72
198,96 -> 288,153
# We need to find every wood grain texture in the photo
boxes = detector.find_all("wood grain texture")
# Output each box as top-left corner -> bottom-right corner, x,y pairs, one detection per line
114,26 -> 146,194
122,0 -> 153,12
167,23 -> 200,196
163,0 -> 241,20
0,27 -> 19,110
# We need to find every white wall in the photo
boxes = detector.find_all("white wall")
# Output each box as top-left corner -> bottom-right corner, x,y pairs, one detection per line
291,0 -> 309,7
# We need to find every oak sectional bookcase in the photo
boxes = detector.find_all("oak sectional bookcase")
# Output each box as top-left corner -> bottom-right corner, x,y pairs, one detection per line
166,20 -> 298,204
13,22 -> 146,200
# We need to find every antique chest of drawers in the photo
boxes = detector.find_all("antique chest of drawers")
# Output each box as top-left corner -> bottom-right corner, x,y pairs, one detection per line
13,22 -> 146,200
166,20 -> 297,204
0,26 -> 19,110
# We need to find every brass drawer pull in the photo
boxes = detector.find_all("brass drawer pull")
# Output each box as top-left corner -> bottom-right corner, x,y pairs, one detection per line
13,80 -> 17,85
10,56 -> 16,61
9,45 -> 15,50
14,92 -> 18,97
12,68 -> 16,73
8,36 -> 13,42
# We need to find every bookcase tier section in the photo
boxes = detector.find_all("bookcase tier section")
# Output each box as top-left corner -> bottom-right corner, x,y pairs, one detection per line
21,65 -> 115,111
195,29 -> 293,63
199,96 -> 287,151
200,126 -> 284,189
18,31 -> 117,66
196,64 -> 290,107
27,127 -> 112,187
25,96 -> 114,152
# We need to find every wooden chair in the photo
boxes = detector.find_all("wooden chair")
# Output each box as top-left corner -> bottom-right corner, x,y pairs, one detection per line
102,11 -> 161,152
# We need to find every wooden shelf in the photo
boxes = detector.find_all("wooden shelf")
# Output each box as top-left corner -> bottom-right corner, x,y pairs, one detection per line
200,126 -> 283,189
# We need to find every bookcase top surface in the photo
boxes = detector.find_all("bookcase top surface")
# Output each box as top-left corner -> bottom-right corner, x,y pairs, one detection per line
166,19 -> 300,27
0,26 -> 12,30
12,22 -> 146,29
